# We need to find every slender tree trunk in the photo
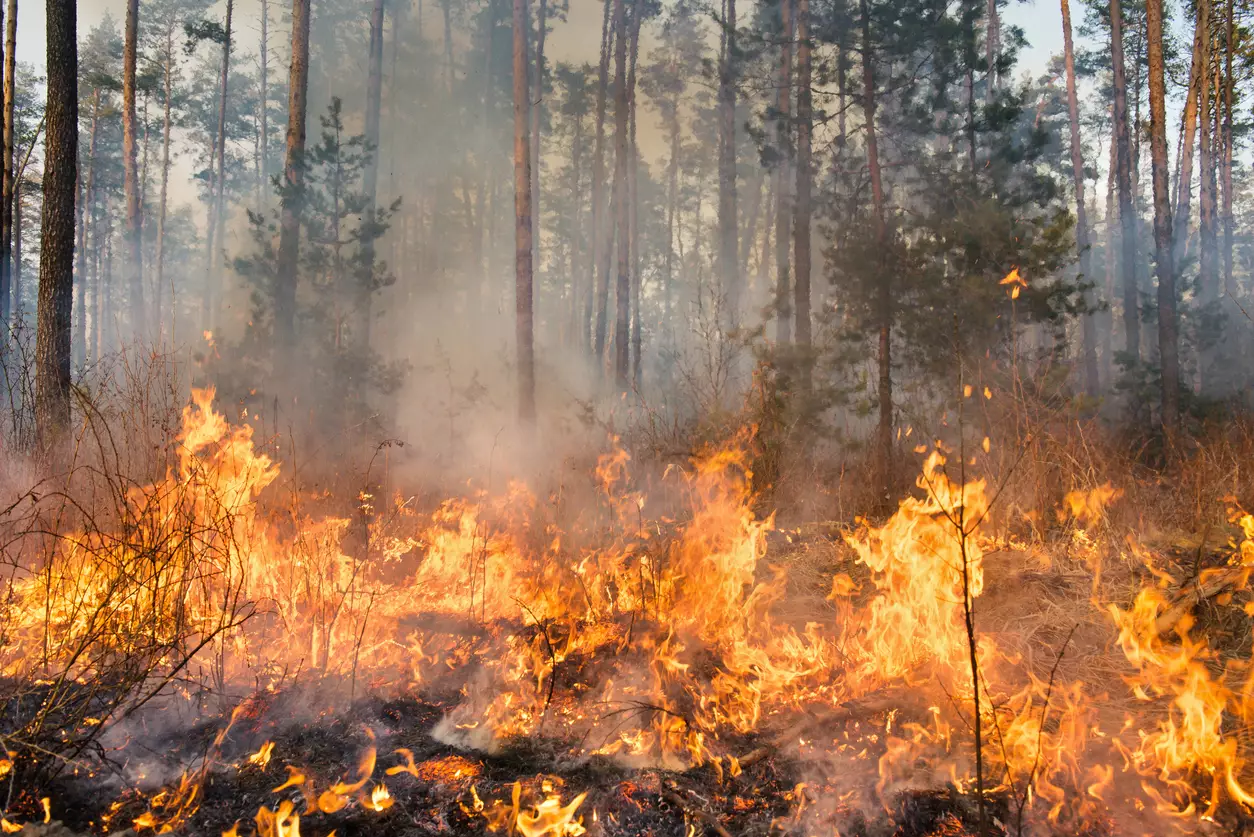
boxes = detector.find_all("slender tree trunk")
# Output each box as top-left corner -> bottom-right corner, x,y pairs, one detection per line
206,0 -> 233,333
774,0 -> 793,344
1198,29 -> 1217,312
664,92 -> 680,355
717,0 -> 739,328
0,0 -> 13,329
10,178 -> 18,318
123,0 -> 145,340
1146,0 -> 1178,436
513,0 -> 536,419
1172,0 -> 1205,269
90,193 -> 102,358
360,0 -> 386,353
986,0 -> 999,96
260,0 -> 269,201
794,0 -> 812,378
1061,0 -> 1097,395
155,27 -> 174,340
590,0 -> 613,359
837,40 -> 847,147
531,0 -> 546,276
276,0 -> 311,352
1220,0 -> 1233,295
76,90 -> 101,367
862,0 -> 891,498
1102,130 -> 1116,384
1110,0 -> 1139,363
611,0 -> 631,391
566,109 -> 585,344
628,0 -> 641,389
35,0 -> 77,449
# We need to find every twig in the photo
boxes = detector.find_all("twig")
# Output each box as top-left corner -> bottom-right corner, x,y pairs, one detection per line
660,789 -> 733,837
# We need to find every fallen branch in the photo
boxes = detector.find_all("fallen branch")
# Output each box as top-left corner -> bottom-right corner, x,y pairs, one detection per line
661,789 -> 733,837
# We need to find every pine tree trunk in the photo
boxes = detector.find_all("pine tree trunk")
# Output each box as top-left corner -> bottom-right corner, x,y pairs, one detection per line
205,0 -> 233,333
861,0 -> 891,498
793,0 -> 812,374
1198,29 -> 1217,314
76,90 -> 101,367
1146,0 -> 1178,436
627,0 -> 641,389
155,26 -> 174,340
513,0 -> 536,420
717,0 -> 738,329
276,0 -> 311,352
123,0 -> 145,341
1110,0 -> 1139,363
986,0 -> 999,97
1172,0 -> 1205,269
1220,0 -> 1233,295
590,0 -> 613,359
10,178 -> 18,318
0,0 -> 13,329
35,0 -> 77,449
664,89 -> 680,355
774,0 -> 793,344
360,0 -> 385,353
1102,128 -> 1116,384
530,0 -> 546,275
259,0 -> 269,203
566,109 -> 585,344
1061,0 -> 1097,396
611,0 -> 631,391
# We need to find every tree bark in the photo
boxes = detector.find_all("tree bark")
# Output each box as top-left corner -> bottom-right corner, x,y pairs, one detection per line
1172,0 -> 1205,270
123,0 -> 145,341
531,0 -> 547,277
1146,0 -> 1178,437
774,0 -> 793,344
861,0 -> 891,498
35,0 -> 77,449
717,0 -> 738,329
259,0 -> 269,206
588,0 -> 612,357
611,0 -> 630,391
1060,0 -> 1097,396
628,0 -> 641,390
1109,0 -> 1139,363
76,89 -> 101,367
155,23 -> 175,340
205,0 -> 233,333
360,0 -> 385,353
664,75 -> 680,355
514,0 -> 536,419
793,0 -> 812,375
1220,0 -> 1233,295
276,0 -> 311,353
0,0 -> 12,329
1198,27 -> 1217,312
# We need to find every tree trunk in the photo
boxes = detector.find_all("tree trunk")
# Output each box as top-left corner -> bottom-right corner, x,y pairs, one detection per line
530,0 -> 546,276
985,0 -> 999,96
793,0 -> 812,376
774,0 -> 793,344
590,0 -> 613,360
76,90 -> 101,367
35,0 -> 77,449
513,0 -> 535,420
276,0 -> 311,353
259,0 -> 269,203
360,0 -> 385,353
1146,0 -> 1178,437
1198,28 -> 1217,313
10,177 -> 18,318
123,0 -> 145,341
1102,128 -> 1116,384
1110,0 -> 1139,363
1220,0 -> 1233,295
0,0 -> 13,329
717,0 -> 738,329
155,25 -> 174,340
861,0 -> 891,498
611,0 -> 630,391
664,85 -> 680,356
1060,0 -> 1097,396
205,0 -> 233,333
628,0 -> 641,390
1172,0 -> 1205,270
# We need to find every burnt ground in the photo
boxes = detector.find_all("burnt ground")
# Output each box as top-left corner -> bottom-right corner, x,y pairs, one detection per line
27,684 -> 1027,837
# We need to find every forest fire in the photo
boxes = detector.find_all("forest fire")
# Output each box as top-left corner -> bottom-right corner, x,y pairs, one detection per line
1,389 -> 1253,837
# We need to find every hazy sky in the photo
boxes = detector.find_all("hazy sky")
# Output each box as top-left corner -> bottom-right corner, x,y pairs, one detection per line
28,0 -> 1071,77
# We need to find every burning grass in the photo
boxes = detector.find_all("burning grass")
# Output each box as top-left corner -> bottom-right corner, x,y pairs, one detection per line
4,389 -> 1254,835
